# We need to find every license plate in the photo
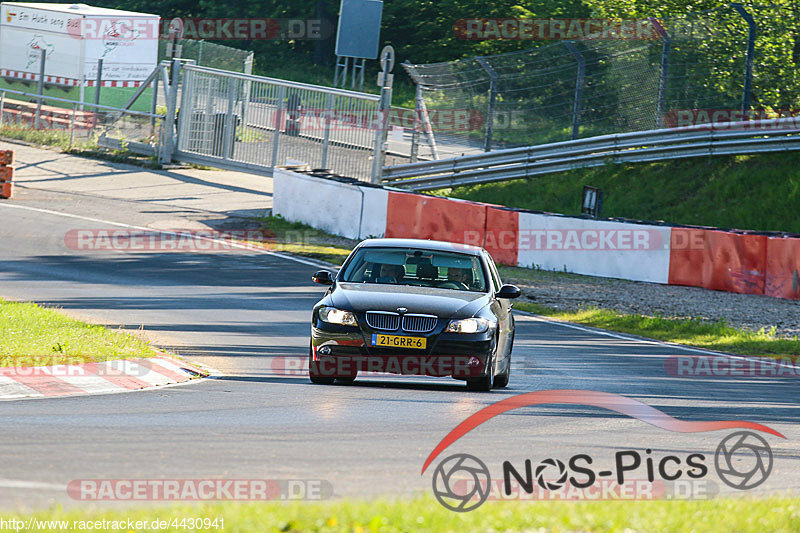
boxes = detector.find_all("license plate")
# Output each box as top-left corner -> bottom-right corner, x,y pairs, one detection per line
371,334 -> 427,349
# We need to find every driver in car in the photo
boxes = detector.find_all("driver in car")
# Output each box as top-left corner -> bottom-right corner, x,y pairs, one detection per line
377,263 -> 405,283
447,267 -> 472,288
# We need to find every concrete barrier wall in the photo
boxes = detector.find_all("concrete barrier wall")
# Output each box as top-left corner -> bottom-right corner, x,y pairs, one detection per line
273,169 -> 799,300
517,213 -> 672,283
273,168 -> 387,240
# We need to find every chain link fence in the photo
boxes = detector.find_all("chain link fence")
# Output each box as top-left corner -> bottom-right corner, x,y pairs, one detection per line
402,4 -> 800,159
158,39 -> 254,73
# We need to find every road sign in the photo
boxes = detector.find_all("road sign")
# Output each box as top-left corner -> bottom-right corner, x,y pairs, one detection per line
335,0 -> 383,59
379,45 -> 395,72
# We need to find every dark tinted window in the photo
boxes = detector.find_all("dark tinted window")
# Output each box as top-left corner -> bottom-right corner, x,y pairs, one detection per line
341,247 -> 488,292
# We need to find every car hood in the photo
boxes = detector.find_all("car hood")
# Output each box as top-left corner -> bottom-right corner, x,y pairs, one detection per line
331,282 -> 489,318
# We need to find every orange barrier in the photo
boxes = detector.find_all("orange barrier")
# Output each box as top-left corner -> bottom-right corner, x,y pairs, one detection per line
669,229 -> 767,294
765,237 -> 800,299
385,191 -> 487,245
0,150 -> 13,200
0,150 -> 13,166
668,228 -> 707,287
381,188 -> 793,300
483,207 -> 518,266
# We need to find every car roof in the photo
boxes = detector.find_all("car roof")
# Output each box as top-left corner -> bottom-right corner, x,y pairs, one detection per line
357,238 -> 486,256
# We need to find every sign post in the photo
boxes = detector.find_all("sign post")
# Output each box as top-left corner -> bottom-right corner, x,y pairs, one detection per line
371,45 -> 394,184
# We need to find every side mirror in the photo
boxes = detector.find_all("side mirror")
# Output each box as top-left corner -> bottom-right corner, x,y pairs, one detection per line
312,270 -> 334,285
497,284 -> 521,299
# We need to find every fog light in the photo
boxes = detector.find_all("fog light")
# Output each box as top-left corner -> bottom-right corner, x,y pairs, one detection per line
468,357 -> 481,368
318,346 -> 332,355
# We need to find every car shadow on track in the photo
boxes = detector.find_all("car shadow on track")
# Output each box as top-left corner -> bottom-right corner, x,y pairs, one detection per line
213,374 -> 512,393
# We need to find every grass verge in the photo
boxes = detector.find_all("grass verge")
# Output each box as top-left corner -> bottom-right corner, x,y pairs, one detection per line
0,299 -> 160,367
443,153 -> 800,234
253,216 -> 800,358
514,302 -> 800,358
253,215 -> 354,265
9,496 -> 800,532
0,127 -> 161,168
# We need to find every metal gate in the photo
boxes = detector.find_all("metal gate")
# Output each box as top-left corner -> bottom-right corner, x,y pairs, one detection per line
175,64 -> 383,182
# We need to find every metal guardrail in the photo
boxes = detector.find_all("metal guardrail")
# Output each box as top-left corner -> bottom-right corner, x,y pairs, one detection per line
382,117 -> 800,191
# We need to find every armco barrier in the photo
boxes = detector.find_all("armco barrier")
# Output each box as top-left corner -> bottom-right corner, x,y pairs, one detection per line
273,168 -> 797,301
385,192 -> 487,245
765,237 -> 800,299
669,229 -> 767,295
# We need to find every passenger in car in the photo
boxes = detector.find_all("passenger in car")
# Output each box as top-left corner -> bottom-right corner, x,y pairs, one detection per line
377,263 -> 406,284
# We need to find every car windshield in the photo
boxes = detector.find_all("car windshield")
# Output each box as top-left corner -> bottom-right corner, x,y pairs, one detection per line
340,247 -> 488,292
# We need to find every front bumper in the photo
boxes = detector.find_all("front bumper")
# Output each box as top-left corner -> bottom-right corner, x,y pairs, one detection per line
311,321 -> 494,379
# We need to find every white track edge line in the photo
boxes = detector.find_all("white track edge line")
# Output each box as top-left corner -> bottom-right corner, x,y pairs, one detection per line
0,203 -> 326,268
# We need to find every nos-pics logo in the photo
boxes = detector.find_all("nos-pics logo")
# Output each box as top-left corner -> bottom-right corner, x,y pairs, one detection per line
424,390 -> 782,512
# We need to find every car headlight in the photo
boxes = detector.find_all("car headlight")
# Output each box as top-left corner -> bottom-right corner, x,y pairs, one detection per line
318,306 -> 358,326
446,317 -> 492,334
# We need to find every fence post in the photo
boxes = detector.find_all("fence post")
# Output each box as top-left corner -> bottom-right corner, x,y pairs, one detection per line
320,92 -> 333,169
160,60 -> 181,164
371,48 -> 394,184
35,49 -> 45,130
0,91 -> 5,129
222,78 -> 237,160
371,85 -> 392,183
410,84 -> 422,163
563,41 -> 585,140
649,18 -> 671,128
731,3 -> 756,117
476,57 -> 498,152
94,59 -> 103,107
69,103 -> 77,150
271,85 -> 286,171
150,75 -> 159,138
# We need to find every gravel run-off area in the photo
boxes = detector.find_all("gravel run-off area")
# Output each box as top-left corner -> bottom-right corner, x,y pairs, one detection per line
499,267 -> 800,338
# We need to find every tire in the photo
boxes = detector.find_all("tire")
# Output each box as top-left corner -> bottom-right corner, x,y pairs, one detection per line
493,361 -> 510,388
336,376 -> 357,384
494,333 -> 514,388
466,374 -> 492,392
308,344 -> 334,385
466,355 -> 493,392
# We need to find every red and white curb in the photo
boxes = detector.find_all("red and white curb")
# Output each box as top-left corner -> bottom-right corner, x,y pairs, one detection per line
0,357 -> 208,400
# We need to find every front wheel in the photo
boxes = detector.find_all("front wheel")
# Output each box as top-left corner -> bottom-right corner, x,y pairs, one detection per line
466,375 -> 492,392
493,361 -> 510,388
466,355 -> 493,392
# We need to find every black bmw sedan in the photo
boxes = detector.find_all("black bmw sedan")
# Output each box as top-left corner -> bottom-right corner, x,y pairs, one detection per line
309,238 -> 520,391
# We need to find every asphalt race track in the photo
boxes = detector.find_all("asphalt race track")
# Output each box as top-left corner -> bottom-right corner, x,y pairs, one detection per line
0,190 -> 798,511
